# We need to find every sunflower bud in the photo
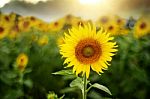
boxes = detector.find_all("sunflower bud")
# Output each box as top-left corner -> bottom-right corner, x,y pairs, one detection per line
16,53 -> 28,72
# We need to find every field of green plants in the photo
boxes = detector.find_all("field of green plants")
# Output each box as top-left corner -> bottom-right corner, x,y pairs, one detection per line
0,12 -> 150,99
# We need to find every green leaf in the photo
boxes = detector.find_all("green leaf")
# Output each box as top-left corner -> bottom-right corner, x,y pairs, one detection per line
88,90 -> 102,99
59,94 -> 65,99
3,89 -> 23,99
62,75 -> 76,80
24,79 -> 33,88
24,68 -> 32,74
52,70 -> 73,76
60,87 -> 78,93
88,83 -> 112,95
70,77 -> 83,91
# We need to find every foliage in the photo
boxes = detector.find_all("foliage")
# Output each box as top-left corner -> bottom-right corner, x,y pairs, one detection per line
90,34 -> 150,99
0,30 -> 65,99
0,12 -> 150,99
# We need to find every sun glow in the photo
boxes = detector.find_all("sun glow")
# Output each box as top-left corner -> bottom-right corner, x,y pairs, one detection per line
79,0 -> 101,5
0,0 -> 10,8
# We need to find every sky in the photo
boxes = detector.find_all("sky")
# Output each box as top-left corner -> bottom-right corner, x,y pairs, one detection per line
0,0 -> 150,22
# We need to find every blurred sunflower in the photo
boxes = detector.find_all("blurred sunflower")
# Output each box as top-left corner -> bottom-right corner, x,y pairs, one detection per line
104,21 -> 120,35
37,22 -> 49,32
18,17 -> 34,32
96,15 -> 111,27
115,15 -> 126,27
16,53 -> 28,72
26,16 -> 50,32
64,14 -> 80,25
38,35 -> 49,46
9,12 -> 17,22
71,18 -> 86,28
48,19 -> 65,32
0,14 -> 10,22
96,15 -> 120,35
134,16 -> 150,38
27,16 -> 43,28
64,14 -> 74,23
114,16 -> 129,35
57,36 -> 64,45
8,24 -> 20,39
0,24 -> 9,39
60,23 -> 117,78
0,14 -> 15,27
119,28 -> 130,35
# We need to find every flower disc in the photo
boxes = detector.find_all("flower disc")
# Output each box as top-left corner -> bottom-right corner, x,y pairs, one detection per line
0,27 -> 4,34
75,38 -> 101,64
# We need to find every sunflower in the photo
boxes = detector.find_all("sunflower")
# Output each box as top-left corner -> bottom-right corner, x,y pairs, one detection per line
60,23 -> 117,78
27,16 -> 43,28
8,24 -> 20,39
104,21 -> 120,35
119,27 -> 130,35
9,12 -> 17,22
48,18 -> 65,32
71,18 -> 87,28
0,14 -> 15,27
16,53 -> 28,72
18,16 -> 33,32
96,15 -> 120,35
64,14 -> 74,24
57,36 -> 64,45
96,15 -> 112,27
0,24 -> 9,39
27,16 -> 49,32
97,16 -> 109,24
37,22 -> 49,32
38,35 -> 49,46
114,16 -> 129,35
64,14 -> 80,25
115,15 -> 126,27
134,16 -> 150,38
0,14 -> 10,23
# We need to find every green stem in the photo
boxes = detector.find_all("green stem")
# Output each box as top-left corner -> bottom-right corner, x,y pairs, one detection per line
83,74 -> 87,99
19,73 -> 24,85
19,73 -> 24,96
86,83 -> 92,92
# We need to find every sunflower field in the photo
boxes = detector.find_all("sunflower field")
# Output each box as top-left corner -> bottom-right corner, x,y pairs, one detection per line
0,1 -> 150,99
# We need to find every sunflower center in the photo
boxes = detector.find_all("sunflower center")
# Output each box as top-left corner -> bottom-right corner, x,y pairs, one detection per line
5,16 -> 10,21
21,58 -> 24,62
117,19 -> 122,24
75,38 -> 101,64
140,22 -> 146,29
54,22 -> 59,26
108,26 -> 114,30
30,16 -> 36,21
82,46 -> 94,57
101,17 -> 108,24
13,25 -> 19,32
77,21 -> 84,27
23,21 -> 29,28
66,15 -> 71,20
0,27 -> 4,34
